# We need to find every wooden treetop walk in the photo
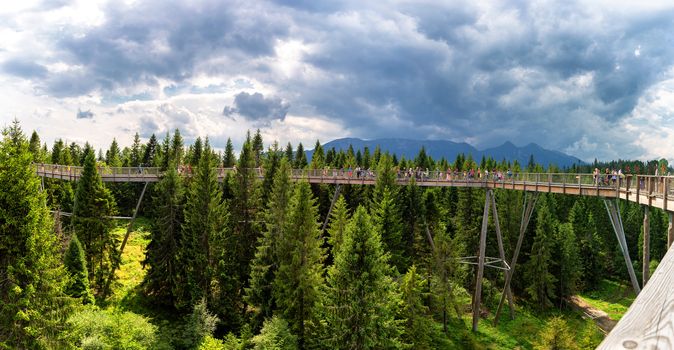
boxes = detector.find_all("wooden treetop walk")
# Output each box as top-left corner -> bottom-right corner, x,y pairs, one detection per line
35,163 -> 674,212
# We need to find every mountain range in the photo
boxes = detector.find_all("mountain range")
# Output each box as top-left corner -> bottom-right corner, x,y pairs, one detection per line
307,138 -> 585,168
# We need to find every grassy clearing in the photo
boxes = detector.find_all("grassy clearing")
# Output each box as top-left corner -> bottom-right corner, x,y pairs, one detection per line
578,279 -> 635,320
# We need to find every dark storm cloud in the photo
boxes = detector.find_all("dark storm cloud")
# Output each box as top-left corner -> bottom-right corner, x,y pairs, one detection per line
224,92 -> 290,125
76,109 -> 94,119
25,0 -> 674,160
2,59 -> 48,78
45,0 -> 290,96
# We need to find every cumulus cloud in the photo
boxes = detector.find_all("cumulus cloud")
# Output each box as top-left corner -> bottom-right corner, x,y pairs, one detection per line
76,108 -> 94,119
223,92 -> 290,125
2,0 -> 674,162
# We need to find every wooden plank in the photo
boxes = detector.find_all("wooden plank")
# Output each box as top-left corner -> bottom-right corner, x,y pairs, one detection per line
669,212 -> 673,249
599,241 -> 674,349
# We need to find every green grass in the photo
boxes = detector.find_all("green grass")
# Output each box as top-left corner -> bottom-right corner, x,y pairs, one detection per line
107,217 -> 152,306
579,279 -> 635,320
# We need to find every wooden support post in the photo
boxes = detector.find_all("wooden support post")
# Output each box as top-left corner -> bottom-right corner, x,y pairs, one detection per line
604,199 -> 641,295
641,207 -> 651,287
321,184 -> 342,234
494,192 -> 538,325
490,193 -> 515,318
668,212 -> 673,249
472,190 -> 491,332
102,182 -> 149,298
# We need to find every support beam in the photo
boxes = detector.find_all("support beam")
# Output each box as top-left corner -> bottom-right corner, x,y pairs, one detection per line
494,192 -> 538,325
490,193 -> 515,319
604,199 -> 641,295
667,211 -> 674,249
102,182 -> 149,298
472,190 -> 492,332
641,207 -> 651,287
321,184 -> 341,234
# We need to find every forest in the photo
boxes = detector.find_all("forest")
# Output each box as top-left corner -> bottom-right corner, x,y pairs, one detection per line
1,120 -> 672,349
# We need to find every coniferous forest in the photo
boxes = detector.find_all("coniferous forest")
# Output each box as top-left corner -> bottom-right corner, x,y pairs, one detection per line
2,120 -> 672,349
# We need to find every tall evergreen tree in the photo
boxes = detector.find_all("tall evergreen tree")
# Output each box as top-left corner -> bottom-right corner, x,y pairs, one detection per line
246,158 -> 292,329
324,206 -> 402,349
130,132 -> 142,167
260,141 -> 282,205
182,141 -> 229,308
373,187 -> 406,272
294,143 -> 307,169
0,121 -> 70,348
64,234 -> 95,304
106,138 -> 122,167
554,223 -> 582,299
143,164 -> 187,309
400,265 -> 432,350
191,137 -> 203,166
284,142 -> 294,163
525,197 -> 557,310
229,136 -> 262,320
310,140 -> 324,170
223,137 -> 236,167
326,195 -> 349,252
171,129 -> 184,166
274,182 -> 325,349
142,134 -> 158,167
28,130 -> 44,162
252,129 -> 264,167
72,149 -> 118,296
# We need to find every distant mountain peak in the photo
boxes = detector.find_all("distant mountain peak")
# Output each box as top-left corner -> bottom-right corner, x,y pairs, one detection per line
311,137 -> 584,168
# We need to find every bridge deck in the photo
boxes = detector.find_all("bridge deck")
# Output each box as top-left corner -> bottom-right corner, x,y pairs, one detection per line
35,164 -> 674,212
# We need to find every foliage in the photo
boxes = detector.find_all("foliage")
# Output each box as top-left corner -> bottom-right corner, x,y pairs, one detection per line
251,316 -> 298,350
67,308 -> 159,349
64,234 -> 95,304
400,265 -> 433,349
0,121 -> 71,348
324,206 -> 403,349
532,317 -> 579,350
183,298 -> 220,349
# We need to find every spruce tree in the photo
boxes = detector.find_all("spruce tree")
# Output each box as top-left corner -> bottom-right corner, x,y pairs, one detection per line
554,223 -> 582,300
130,132 -> 142,167
400,265 -> 432,350
274,182 -> 325,349
326,195 -> 349,253
28,130 -> 44,162
64,234 -> 95,304
525,197 -> 557,310
0,121 -> 70,348
73,148 -> 118,296
431,222 -> 463,332
171,129 -> 184,166
143,164 -> 187,308
223,137 -> 236,167
252,129 -> 264,167
310,140 -> 324,169
142,134 -> 158,167
294,142 -> 307,169
373,187 -> 406,272
246,158 -> 292,329
182,140 -> 229,308
106,138 -> 122,167
284,142 -> 294,163
324,206 -> 402,349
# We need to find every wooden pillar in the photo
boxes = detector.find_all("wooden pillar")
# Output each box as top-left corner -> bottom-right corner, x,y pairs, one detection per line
490,193 -> 515,318
321,184 -> 341,234
667,212 -> 674,249
494,192 -> 538,325
472,190 -> 491,332
641,207 -> 651,287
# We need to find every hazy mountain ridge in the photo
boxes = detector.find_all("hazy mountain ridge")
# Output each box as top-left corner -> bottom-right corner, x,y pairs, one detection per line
308,138 -> 584,168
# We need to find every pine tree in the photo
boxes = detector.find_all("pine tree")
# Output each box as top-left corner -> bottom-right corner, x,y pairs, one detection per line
431,223 -> 463,332
554,223 -> 582,299
64,234 -> 95,304
569,200 -> 603,290
143,134 -> 158,167
525,197 -> 557,310
183,140 -> 229,307
106,138 -> 122,167
143,164 -> 187,308
326,195 -> 349,253
191,137 -> 203,166
373,187 -> 406,272
130,132 -> 142,167
324,206 -> 403,349
73,148 -> 118,296
252,129 -> 264,167
171,129 -> 184,166
260,142 -> 282,204
246,159 -> 292,329
0,121 -> 71,348
274,182 -> 325,349
284,142 -> 294,163
400,265 -> 432,350
223,137 -> 236,167
294,143 -> 307,169
28,130 -> 44,162
310,140 -> 324,170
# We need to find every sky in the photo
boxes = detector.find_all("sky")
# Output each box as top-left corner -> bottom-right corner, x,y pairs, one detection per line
2,0 -> 674,162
